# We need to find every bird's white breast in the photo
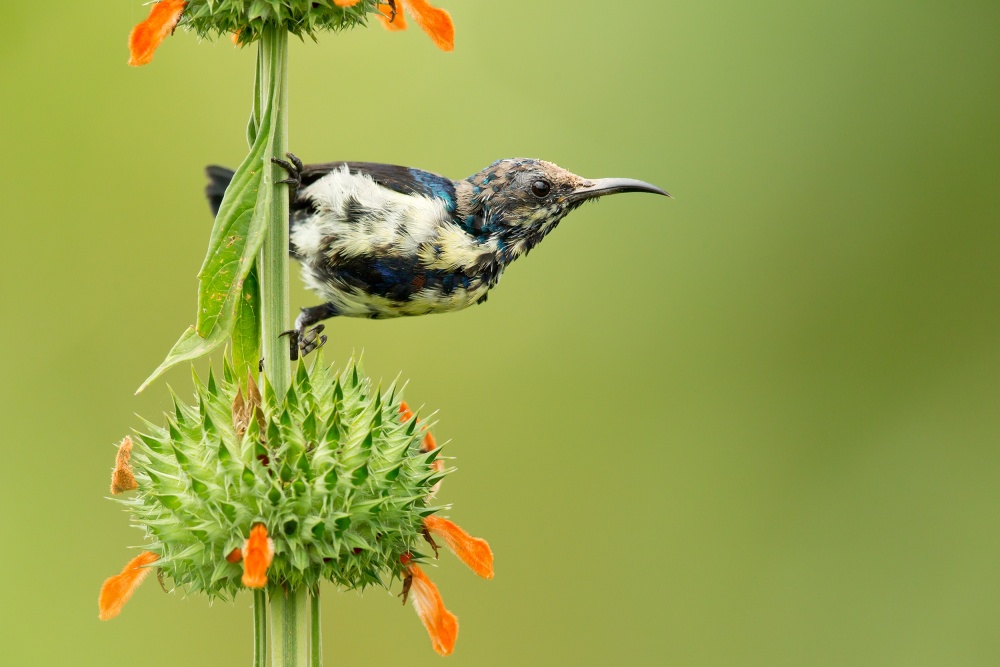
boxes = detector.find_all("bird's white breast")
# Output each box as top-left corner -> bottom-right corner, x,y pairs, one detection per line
289,166 -> 500,318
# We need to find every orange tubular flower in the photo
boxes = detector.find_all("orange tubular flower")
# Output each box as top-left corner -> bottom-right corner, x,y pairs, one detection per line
407,565 -> 459,656
424,516 -> 494,579
241,524 -> 274,588
378,0 -> 455,51
399,512 -> 493,654
128,0 -> 188,66
98,551 -> 159,620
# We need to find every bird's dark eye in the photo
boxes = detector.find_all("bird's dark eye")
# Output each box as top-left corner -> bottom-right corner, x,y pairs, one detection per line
531,180 -> 551,198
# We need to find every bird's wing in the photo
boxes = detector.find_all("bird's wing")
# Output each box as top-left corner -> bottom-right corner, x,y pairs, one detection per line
299,162 -> 457,202
206,162 -> 457,218
205,165 -> 236,217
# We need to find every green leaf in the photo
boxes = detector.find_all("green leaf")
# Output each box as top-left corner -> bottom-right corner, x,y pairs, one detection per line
231,262 -> 261,382
196,125 -> 272,338
137,37 -> 283,393
136,324 -> 230,394
247,44 -> 263,147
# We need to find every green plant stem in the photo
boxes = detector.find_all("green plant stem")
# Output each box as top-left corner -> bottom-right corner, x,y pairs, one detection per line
259,23 -> 291,398
271,585 -> 311,667
258,22 -> 309,667
254,589 -> 268,667
311,588 -> 322,667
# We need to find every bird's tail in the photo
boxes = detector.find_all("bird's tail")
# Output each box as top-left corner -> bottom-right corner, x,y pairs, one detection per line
205,166 -> 235,217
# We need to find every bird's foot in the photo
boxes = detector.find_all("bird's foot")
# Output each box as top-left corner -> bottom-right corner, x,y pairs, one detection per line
272,152 -> 304,191
280,323 -> 327,361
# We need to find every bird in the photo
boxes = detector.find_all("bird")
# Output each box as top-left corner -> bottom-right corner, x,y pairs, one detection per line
205,155 -> 669,358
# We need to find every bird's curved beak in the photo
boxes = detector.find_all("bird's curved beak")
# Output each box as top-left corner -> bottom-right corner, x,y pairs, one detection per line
567,177 -> 671,203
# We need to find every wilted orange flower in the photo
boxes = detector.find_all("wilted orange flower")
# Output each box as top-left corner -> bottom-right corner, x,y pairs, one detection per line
128,0 -> 187,66
98,551 -> 159,620
110,436 -> 138,494
378,0 -> 455,51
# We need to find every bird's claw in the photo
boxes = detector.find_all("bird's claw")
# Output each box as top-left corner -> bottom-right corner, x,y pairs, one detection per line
300,324 -> 327,358
272,152 -> 304,191
280,324 -> 327,361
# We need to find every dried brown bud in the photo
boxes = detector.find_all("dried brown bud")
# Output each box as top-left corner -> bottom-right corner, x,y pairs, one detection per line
232,388 -> 249,438
110,436 -> 138,494
232,372 -> 266,438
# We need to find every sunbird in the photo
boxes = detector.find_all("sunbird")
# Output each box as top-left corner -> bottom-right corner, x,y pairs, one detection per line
206,154 -> 669,358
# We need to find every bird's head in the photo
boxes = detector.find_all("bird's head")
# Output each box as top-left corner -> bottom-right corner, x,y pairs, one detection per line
456,158 -> 668,262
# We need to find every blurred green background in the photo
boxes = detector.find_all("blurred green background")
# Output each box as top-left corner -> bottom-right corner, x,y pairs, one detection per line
2,1 -> 999,665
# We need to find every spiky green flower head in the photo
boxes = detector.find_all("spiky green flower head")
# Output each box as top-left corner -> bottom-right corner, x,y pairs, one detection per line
127,1 -> 456,66
182,0 -> 381,44
119,354 -> 448,598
